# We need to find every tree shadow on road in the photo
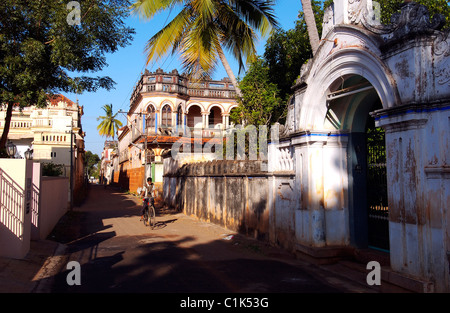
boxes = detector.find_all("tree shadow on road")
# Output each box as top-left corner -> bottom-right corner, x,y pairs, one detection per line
41,185 -> 358,294
46,233 -> 344,293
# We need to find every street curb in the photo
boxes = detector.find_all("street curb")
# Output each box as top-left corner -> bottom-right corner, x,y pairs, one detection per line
31,243 -> 68,293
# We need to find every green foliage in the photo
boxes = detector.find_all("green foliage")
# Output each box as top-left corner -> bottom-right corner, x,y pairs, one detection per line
376,0 -> 450,28
232,57 -> 283,127
0,0 -> 134,107
232,0 -> 329,128
132,0 -> 278,79
263,0 -> 329,104
42,162 -> 64,177
91,160 -> 102,179
0,0 -> 134,148
85,150 -> 100,177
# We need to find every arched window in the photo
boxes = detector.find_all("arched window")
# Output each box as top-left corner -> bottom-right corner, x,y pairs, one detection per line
146,105 -> 156,130
208,106 -> 222,128
177,105 -> 183,126
146,149 -> 155,164
161,104 -> 172,128
187,105 -> 202,128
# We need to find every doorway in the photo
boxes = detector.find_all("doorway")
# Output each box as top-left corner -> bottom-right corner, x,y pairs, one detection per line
326,75 -> 389,251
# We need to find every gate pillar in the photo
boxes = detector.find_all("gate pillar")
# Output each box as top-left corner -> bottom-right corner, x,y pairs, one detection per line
373,104 -> 450,292
292,132 -> 350,249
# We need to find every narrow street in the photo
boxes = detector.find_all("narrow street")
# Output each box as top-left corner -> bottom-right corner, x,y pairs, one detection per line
38,184 -> 376,294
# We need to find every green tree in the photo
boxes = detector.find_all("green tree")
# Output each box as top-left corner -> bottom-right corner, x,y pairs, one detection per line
231,57 -> 283,127
97,104 -> 123,139
85,150 -> 100,177
0,0 -> 134,151
42,162 -> 64,177
264,0 -> 330,103
377,0 -> 450,28
131,0 -> 279,96
91,160 -> 102,179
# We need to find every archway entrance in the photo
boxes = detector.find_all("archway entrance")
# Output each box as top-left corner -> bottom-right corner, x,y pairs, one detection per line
326,75 -> 389,252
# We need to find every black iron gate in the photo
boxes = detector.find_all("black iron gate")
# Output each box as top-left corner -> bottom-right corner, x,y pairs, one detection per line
366,126 -> 389,251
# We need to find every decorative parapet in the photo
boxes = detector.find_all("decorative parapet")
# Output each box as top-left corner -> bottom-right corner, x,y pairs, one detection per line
290,0 -> 450,138
322,1 -> 446,43
129,68 -> 237,110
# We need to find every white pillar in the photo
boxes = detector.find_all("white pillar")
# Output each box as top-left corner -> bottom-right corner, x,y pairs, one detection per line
225,114 -> 230,129
202,112 -> 209,129
222,113 -> 226,129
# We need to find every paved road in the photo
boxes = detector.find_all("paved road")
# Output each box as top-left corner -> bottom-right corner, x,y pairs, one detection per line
42,184 -> 375,294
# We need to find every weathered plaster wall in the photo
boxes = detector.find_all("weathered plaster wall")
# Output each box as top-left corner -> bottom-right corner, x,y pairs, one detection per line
164,158 -> 306,252
164,160 -> 276,242
281,0 -> 450,291
162,0 -> 450,292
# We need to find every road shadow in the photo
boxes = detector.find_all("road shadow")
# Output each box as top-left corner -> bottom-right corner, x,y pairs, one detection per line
47,233 -> 343,293
41,185 -> 369,294
152,218 -> 178,230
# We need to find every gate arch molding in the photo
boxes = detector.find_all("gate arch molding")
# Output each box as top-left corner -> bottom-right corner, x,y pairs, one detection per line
300,47 -> 401,131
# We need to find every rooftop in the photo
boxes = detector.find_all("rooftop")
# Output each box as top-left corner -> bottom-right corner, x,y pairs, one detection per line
129,68 -> 237,112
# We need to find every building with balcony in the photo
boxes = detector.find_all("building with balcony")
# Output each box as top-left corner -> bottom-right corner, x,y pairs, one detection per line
115,68 -> 238,193
0,94 -> 86,204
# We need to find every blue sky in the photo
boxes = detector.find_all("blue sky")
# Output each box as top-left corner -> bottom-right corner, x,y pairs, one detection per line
69,2 -> 306,157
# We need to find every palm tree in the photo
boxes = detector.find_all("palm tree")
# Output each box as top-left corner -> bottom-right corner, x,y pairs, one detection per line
131,0 -> 279,97
97,104 -> 123,140
300,0 -> 320,55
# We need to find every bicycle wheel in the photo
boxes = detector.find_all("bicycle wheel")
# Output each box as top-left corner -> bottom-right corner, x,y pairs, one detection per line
149,205 -> 156,229
143,208 -> 149,226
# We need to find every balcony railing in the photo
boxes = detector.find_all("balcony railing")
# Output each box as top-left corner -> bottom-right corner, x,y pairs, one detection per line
130,69 -> 236,107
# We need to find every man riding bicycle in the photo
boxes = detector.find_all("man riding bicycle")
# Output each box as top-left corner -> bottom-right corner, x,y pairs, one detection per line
140,177 -> 155,221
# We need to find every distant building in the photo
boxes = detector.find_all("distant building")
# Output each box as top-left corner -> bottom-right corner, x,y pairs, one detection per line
100,140 -> 118,186
115,68 -> 238,193
0,94 -> 86,204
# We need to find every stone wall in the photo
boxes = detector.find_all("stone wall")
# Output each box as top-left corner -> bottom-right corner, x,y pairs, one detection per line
164,159 -> 280,242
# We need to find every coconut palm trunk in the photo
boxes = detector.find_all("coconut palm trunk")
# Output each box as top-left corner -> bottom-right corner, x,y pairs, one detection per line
216,44 -> 242,97
132,0 -> 278,99
301,0 -> 320,55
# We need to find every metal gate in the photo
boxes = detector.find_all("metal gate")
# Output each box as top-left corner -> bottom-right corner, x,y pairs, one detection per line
366,126 -> 389,251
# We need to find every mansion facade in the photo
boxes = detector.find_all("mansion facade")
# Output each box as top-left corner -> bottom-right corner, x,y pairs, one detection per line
0,94 -> 86,204
110,68 -> 238,193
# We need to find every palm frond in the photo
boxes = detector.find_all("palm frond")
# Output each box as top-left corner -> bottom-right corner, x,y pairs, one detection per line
132,0 -> 278,91
180,16 -> 220,78
230,0 -> 279,37
96,103 -> 122,139
131,0 -> 183,20
145,7 -> 193,64
217,3 -> 257,72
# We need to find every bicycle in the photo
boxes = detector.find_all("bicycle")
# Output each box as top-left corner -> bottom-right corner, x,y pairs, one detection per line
142,197 -> 156,229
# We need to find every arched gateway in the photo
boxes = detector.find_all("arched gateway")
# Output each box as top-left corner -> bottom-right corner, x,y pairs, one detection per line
274,0 -> 450,291
163,0 -> 450,292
